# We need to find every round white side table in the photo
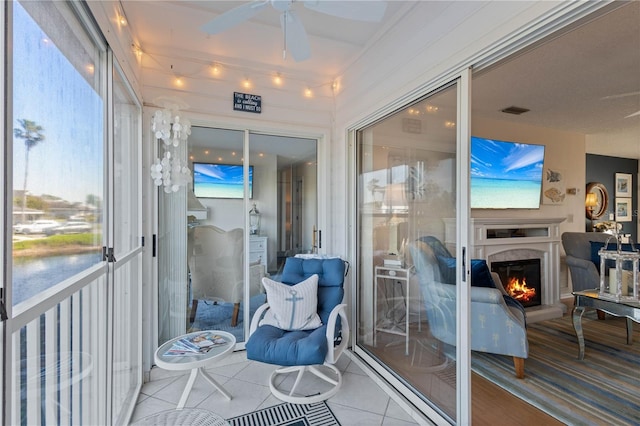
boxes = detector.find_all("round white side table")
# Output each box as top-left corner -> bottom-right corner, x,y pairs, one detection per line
154,330 -> 236,409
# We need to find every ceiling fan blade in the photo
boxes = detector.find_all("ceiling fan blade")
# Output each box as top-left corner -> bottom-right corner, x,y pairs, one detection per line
303,0 -> 387,22
625,110 -> 640,118
201,1 -> 269,34
601,90 -> 640,100
280,10 -> 310,62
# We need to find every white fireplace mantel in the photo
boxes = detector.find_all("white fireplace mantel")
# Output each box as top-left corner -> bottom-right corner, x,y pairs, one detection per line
445,217 -> 566,323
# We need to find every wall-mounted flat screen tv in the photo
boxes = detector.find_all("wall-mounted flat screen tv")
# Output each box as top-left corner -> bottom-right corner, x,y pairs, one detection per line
471,137 -> 545,209
193,162 -> 253,199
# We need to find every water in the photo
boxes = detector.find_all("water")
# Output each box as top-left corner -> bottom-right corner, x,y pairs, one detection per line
13,253 -> 101,305
471,177 -> 542,209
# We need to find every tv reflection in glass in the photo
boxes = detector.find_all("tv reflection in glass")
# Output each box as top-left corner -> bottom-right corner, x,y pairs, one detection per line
471,136 -> 545,209
193,162 -> 253,199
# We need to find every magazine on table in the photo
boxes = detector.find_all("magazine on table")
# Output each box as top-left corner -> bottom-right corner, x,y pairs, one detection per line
164,332 -> 228,356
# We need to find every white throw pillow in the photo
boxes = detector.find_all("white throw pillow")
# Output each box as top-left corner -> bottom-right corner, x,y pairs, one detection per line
260,275 -> 322,331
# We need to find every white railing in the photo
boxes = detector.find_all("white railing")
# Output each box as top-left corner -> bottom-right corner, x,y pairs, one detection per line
12,277 -> 106,425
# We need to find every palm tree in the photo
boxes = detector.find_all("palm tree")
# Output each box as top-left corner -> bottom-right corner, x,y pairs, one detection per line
13,119 -> 45,223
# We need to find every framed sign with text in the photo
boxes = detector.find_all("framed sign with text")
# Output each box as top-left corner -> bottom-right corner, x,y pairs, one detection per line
234,92 -> 262,114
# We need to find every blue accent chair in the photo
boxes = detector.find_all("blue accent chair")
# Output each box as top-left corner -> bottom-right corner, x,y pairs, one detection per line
246,257 -> 349,403
562,231 -> 615,292
408,238 -> 528,378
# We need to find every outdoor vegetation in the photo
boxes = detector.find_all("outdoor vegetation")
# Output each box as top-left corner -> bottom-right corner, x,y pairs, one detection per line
13,232 -> 101,258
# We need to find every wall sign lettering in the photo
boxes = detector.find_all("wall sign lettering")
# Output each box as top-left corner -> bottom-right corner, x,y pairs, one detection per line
233,92 -> 262,114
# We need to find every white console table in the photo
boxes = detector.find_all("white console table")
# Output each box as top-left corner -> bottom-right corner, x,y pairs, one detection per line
249,236 -> 267,267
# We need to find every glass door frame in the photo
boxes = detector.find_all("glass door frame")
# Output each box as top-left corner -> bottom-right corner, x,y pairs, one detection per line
152,117 -> 328,351
347,68 -> 472,424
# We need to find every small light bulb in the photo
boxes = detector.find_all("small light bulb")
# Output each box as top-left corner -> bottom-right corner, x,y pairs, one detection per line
304,88 -> 313,98
243,78 -> 251,89
273,74 -> 283,86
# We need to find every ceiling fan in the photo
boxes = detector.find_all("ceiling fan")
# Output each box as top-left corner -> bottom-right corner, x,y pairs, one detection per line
200,0 -> 388,62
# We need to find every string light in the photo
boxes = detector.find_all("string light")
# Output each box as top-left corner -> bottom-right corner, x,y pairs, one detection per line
131,44 -> 143,61
139,49 -> 339,99
444,121 -> 456,128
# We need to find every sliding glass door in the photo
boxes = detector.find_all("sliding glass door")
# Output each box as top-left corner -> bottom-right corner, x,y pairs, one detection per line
158,127 -> 318,346
353,74 -> 471,423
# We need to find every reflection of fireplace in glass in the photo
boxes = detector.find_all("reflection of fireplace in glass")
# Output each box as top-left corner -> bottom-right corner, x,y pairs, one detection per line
491,259 -> 542,308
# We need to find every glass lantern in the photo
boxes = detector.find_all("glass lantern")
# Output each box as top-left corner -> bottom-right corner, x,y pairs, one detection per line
249,203 -> 261,235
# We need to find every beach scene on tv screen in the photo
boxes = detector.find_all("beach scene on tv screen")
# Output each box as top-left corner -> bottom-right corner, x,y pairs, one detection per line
470,137 -> 545,209
193,163 -> 252,198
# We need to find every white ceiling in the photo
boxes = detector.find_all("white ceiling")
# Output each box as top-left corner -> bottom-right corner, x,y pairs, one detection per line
121,1 -> 411,84
121,1 -> 640,156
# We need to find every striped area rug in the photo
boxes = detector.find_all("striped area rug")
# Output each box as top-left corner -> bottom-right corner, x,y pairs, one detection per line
472,312 -> 640,425
227,402 -> 340,426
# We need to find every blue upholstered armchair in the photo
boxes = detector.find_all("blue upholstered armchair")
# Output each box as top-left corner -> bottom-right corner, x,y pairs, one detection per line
246,257 -> 349,403
562,232 -> 612,292
408,237 -> 528,378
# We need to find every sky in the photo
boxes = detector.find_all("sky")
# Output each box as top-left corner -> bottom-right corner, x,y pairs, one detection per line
470,137 -> 545,181
13,2 -> 103,204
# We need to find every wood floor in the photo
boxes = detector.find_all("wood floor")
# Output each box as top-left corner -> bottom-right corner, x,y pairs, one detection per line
366,332 -> 565,424
472,372 -> 563,425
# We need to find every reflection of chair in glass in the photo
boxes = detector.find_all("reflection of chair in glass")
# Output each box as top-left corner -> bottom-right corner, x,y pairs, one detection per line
408,237 -> 528,378
189,226 -> 262,327
246,257 -> 349,403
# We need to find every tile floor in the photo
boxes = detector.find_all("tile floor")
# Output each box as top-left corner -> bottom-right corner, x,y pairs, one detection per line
131,350 -> 424,425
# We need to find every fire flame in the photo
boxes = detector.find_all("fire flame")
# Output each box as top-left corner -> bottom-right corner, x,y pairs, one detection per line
506,277 -> 536,302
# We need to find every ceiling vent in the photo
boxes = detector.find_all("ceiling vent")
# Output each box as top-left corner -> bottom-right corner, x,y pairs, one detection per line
501,106 -> 530,115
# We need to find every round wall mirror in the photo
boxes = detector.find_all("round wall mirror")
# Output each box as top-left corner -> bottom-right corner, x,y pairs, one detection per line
585,182 -> 608,219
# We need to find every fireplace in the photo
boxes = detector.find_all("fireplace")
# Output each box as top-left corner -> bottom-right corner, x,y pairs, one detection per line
491,258 -> 542,308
